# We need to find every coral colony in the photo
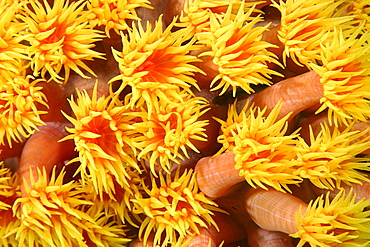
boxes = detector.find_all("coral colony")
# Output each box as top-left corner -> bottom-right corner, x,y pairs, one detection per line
1,0 -> 370,247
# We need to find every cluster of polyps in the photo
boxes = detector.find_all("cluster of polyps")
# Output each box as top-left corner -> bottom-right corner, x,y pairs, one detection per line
0,0 -> 370,247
